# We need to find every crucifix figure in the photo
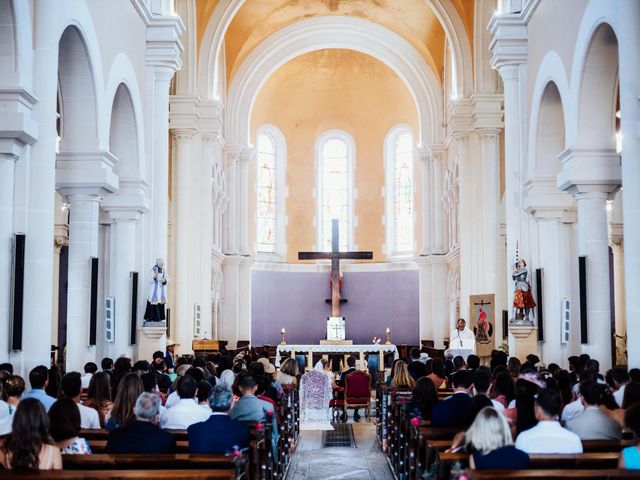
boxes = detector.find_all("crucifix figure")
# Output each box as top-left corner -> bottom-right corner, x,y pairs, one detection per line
474,299 -> 492,343
298,219 -> 373,317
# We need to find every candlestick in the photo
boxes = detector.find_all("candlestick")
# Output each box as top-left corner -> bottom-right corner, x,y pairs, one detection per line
280,328 -> 286,346
385,328 -> 391,345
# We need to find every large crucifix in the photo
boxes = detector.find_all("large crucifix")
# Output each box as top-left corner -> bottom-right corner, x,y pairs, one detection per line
298,219 -> 373,317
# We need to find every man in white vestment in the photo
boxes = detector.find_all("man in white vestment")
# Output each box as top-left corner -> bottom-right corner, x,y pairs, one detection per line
449,318 -> 476,351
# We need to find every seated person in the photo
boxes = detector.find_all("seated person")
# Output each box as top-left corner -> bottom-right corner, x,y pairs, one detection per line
431,370 -> 473,428
60,372 -> 100,429
515,388 -> 583,454
472,370 -> 505,413
230,372 -> 278,446
48,398 -> 92,454
619,402 -> 640,469
276,357 -> 299,387
0,398 -> 62,470
160,375 -> 211,429
21,365 -> 57,412
188,385 -> 250,454
566,380 -> 622,440
337,356 -> 363,421
107,392 -> 175,454
407,377 -> 439,421
390,360 -> 416,391
465,406 -> 530,470
407,347 -> 427,381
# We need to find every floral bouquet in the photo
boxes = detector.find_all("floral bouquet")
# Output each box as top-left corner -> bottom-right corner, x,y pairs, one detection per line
372,336 -> 381,344
226,445 -> 248,479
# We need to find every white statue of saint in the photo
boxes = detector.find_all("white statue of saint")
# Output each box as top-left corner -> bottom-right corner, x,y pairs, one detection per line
143,258 -> 169,323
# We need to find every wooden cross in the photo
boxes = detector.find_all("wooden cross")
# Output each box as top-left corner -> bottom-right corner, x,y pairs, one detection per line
298,219 -> 373,317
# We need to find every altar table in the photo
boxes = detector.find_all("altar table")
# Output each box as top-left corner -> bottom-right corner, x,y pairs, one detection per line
275,344 -> 399,371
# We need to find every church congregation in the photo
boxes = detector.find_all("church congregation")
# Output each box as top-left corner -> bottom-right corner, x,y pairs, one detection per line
1,0 -> 639,478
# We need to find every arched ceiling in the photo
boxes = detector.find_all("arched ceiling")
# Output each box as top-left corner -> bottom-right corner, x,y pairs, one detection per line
196,0 -> 474,90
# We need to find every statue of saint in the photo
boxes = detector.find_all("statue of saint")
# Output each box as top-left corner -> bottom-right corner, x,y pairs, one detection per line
512,259 -> 536,322
144,258 -> 169,324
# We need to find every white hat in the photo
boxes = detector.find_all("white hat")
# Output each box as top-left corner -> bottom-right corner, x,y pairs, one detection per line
257,357 -> 276,374
166,339 -> 180,347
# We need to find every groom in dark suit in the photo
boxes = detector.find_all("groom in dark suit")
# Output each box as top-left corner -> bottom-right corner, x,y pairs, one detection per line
188,384 -> 250,454
430,370 -> 473,428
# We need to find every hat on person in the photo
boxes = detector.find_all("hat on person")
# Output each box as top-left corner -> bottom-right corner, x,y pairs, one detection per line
257,357 -> 276,374
166,339 -> 180,347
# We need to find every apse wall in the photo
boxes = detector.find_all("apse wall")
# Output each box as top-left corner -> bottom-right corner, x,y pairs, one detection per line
251,268 -> 420,345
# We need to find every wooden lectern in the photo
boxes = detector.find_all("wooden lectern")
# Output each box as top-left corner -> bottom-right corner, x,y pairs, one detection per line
192,339 -> 228,358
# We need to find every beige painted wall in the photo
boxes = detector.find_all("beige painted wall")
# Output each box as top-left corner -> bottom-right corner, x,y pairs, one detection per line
249,49 -> 420,263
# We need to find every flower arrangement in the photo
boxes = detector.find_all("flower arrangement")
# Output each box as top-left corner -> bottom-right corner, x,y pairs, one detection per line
410,417 -> 420,427
255,422 -> 264,432
227,445 -> 248,478
372,336 -> 381,344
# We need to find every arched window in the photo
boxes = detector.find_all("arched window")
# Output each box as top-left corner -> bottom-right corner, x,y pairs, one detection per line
255,125 -> 287,258
317,131 -> 355,252
385,126 -> 414,257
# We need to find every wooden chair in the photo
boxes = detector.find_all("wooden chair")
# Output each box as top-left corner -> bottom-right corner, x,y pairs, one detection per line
344,370 -> 372,421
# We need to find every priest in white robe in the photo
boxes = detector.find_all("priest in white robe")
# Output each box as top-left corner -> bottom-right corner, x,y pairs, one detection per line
450,318 -> 476,351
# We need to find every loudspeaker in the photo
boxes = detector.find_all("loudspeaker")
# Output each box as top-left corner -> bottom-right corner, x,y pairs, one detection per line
578,256 -> 588,344
193,303 -> 201,337
10,233 -> 26,351
89,257 -> 99,346
536,268 -> 544,341
561,298 -> 571,344
130,272 -> 138,345
502,310 -> 508,339
104,297 -> 115,343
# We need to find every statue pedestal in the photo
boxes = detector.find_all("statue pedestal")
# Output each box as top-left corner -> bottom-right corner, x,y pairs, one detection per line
509,324 -> 538,362
137,325 -> 166,361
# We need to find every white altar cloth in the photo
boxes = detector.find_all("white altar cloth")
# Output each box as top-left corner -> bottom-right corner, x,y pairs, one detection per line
275,344 -> 399,370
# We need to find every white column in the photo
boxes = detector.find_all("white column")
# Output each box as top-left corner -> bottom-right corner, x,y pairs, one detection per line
575,191 -> 613,369
610,236 -> 626,365
478,130 -> 501,294
238,257 -> 253,343
417,148 -> 431,255
0,156 -> 16,362
221,256 -> 241,347
65,194 -> 101,372
106,213 -> 139,359
224,146 -> 240,255
171,129 -> 195,352
430,148 -> 445,254
238,148 -> 252,256
431,258 -> 448,349
534,210 -> 575,365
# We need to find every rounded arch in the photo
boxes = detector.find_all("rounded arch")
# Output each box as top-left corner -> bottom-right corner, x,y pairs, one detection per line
57,25 -> 100,151
0,0 -> 33,88
227,16 -> 442,147
105,53 -> 145,179
197,0 -> 472,101
528,51 -> 570,179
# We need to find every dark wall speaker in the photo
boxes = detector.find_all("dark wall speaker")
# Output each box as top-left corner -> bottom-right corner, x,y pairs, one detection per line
130,272 -> 138,345
579,256 -> 588,344
502,310 -> 508,340
536,268 -> 544,341
10,234 -> 26,351
89,257 -> 99,346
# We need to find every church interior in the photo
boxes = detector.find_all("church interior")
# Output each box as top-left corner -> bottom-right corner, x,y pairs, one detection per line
0,0 -> 639,478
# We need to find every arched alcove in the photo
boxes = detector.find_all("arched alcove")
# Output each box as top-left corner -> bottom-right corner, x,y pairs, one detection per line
57,26 -> 99,151
109,83 -> 139,180
535,82 -> 565,177
0,0 -> 17,81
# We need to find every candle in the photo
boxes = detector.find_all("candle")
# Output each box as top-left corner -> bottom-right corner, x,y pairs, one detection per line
280,328 -> 286,335
386,327 -> 390,334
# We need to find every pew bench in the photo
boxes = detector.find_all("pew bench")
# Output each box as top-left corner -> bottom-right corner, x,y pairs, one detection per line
0,470 -> 237,479
470,469 -> 639,479
439,451 -> 620,469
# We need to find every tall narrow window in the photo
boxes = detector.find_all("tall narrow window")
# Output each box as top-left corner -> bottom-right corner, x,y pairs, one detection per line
256,133 -> 276,253
255,125 -> 287,259
317,131 -> 354,252
385,126 -> 414,257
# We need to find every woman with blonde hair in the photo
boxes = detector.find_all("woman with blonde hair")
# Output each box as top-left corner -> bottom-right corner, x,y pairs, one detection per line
277,357 -> 299,386
390,360 -> 415,391
464,406 -> 529,469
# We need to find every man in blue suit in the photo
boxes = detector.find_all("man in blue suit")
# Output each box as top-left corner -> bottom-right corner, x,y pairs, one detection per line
189,385 -> 250,454
430,370 -> 473,428
106,392 -> 175,454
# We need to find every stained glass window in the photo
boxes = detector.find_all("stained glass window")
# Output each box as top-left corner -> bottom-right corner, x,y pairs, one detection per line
256,133 -> 276,253
393,131 -> 414,253
320,136 -> 351,252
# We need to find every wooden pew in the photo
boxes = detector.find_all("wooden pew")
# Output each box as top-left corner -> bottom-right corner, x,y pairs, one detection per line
470,469 -> 639,479
439,451 -> 620,469
0,471 -> 237,479
62,453 -> 238,470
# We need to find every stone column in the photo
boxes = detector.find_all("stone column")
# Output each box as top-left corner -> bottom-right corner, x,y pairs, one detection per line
221,255 -> 241,347
0,155 -> 17,362
64,193 -> 101,372
238,148 -> 252,256
430,147 -> 445,254
417,148 -> 431,255
171,129 -> 195,353
238,256 -> 253,344
224,146 -> 240,255
575,191 -> 614,368
609,232 -> 626,365
105,211 -> 140,360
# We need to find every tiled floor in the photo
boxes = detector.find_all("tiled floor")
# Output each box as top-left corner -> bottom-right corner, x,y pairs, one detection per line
285,415 -> 395,480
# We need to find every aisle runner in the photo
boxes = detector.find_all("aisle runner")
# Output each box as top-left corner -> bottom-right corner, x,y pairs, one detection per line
322,424 -> 357,448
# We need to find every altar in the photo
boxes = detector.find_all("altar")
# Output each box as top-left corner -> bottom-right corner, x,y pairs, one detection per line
275,344 -> 399,371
